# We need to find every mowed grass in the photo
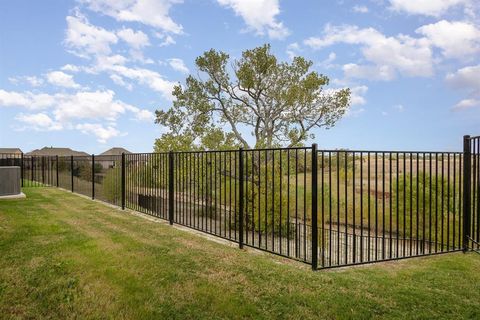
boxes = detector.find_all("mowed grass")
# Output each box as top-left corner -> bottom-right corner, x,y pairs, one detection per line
0,188 -> 479,319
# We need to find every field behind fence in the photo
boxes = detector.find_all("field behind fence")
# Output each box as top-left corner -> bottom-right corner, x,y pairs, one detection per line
1,135 -> 479,270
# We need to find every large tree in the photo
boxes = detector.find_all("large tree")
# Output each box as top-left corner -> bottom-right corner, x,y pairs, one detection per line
155,44 -> 350,151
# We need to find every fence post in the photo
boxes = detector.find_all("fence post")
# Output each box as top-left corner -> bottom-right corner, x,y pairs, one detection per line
463,135 -> 471,252
168,151 -> 174,225
238,147 -> 244,249
42,156 -> 45,184
56,155 -> 59,187
121,153 -> 126,210
21,153 -> 24,187
31,156 -> 34,186
311,144 -> 318,270
92,154 -> 95,200
70,155 -> 74,192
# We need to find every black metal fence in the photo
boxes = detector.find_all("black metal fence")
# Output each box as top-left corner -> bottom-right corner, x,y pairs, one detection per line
466,135 -> 480,252
1,135 -> 479,269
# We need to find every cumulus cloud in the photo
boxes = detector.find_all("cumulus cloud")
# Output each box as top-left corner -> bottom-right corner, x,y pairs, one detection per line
65,12 -> 118,58
15,113 -> 63,131
132,109 -> 155,121
0,89 -> 154,142
286,42 -> 300,60
109,74 -> 133,90
350,85 -> 368,106
305,24 -> 433,80
81,0 -> 183,34
9,75 -> 44,87
446,64 -> 480,110
89,55 -> 176,100
446,64 -> 480,95
61,64 -> 81,72
76,123 -> 121,143
353,5 -> 369,13
217,0 -> 290,39
388,0 -> 470,17
416,20 -> 480,60
0,90 -> 55,110
46,71 -> 81,89
168,58 -> 189,74
453,99 -> 479,110
117,27 -> 150,49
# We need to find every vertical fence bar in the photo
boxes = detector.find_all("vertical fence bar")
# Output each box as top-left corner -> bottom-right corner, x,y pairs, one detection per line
42,156 -> 45,185
121,153 -> 126,210
31,157 -> 34,186
21,153 -> 24,187
238,147 -> 244,249
463,135 -> 471,252
92,154 -> 95,200
168,151 -> 174,224
311,144 -> 318,270
56,155 -> 59,187
70,155 -> 74,192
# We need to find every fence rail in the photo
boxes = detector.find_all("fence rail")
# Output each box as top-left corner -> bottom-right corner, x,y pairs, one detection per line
1,135 -> 479,269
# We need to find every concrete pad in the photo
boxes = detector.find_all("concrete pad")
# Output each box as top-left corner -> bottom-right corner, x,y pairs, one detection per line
0,192 -> 26,200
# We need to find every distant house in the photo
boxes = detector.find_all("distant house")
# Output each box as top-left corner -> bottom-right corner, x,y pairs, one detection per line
100,147 -> 132,157
0,148 -> 23,165
26,147 -> 89,157
97,147 -> 132,169
0,148 -> 23,158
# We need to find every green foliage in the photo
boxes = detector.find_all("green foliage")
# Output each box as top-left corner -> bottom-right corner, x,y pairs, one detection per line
391,172 -> 459,243
155,44 -> 350,151
102,167 -> 121,202
77,163 -> 102,182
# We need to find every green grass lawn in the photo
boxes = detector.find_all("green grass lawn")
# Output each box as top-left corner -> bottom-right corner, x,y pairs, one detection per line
0,188 -> 479,319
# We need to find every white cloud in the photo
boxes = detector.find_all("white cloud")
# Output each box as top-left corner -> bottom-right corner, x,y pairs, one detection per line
446,64 -> 480,95
416,20 -> 480,60
15,113 -> 62,131
65,12 -> 118,58
305,24 -> 433,80
61,64 -> 81,72
129,49 -> 154,64
353,5 -> 369,13
90,56 -> 176,100
117,28 -> 150,49
46,71 -> 81,89
1,88 -> 154,142
81,0 -> 183,34
1,89 -> 154,123
388,0 -> 469,17
110,74 -> 133,90
342,63 -> 396,81
132,109 -> 155,121
76,123 -> 121,143
286,42 -> 300,60
168,58 -> 189,74
0,90 -> 55,110
318,52 -> 336,69
217,0 -> 290,39
350,85 -> 368,106
9,76 -> 44,87
52,90 -> 128,122
453,99 -> 480,110
446,64 -> 480,110
156,33 -> 176,47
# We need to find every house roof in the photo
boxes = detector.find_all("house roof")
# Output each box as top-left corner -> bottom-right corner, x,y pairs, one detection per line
26,147 -> 89,157
99,147 -> 132,156
0,148 -> 22,154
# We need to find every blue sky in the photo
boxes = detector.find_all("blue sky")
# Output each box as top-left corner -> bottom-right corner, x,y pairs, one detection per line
0,0 -> 479,154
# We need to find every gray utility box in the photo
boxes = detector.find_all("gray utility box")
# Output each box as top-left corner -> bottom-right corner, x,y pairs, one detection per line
0,166 -> 21,196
